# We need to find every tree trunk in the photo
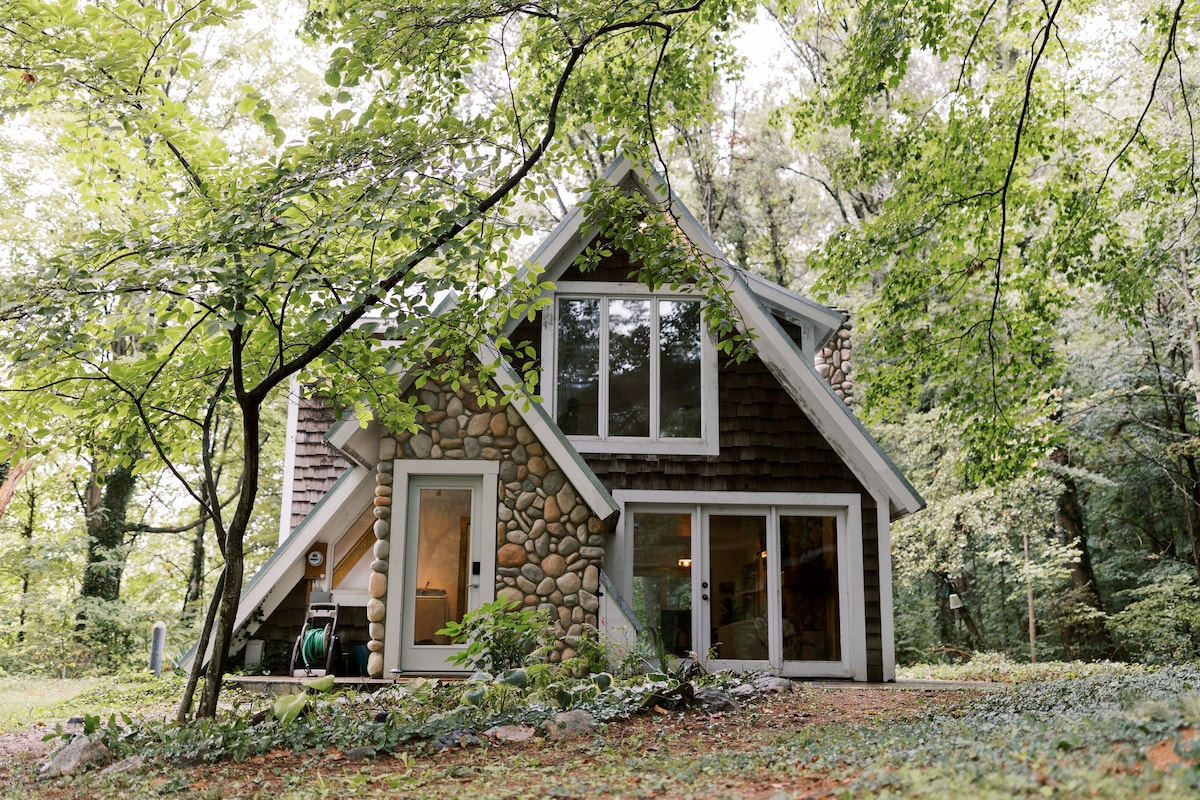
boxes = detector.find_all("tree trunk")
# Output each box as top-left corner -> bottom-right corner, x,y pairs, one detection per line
1049,448 -> 1111,656
0,459 -> 32,521
80,461 -> 136,603
194,402 -> 260,719
181,485 -> 209,621
18,479 -> 35,642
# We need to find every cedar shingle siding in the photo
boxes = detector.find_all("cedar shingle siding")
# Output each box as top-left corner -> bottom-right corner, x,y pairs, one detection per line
289,392 -> 349,534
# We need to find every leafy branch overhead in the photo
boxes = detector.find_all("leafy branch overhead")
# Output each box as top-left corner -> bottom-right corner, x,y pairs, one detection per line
0,0 -> 757,717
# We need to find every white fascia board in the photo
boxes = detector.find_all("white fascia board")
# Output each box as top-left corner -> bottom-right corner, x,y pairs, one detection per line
737,269 -> 844,350
183,464 -> 376,670
325,414 -> 384,469
279,376 -> 302,547
727,271 -> 925,520
477,342 -> 619,521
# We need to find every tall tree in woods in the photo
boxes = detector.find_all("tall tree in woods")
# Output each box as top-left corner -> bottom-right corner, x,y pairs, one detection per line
0,0 -> 756,718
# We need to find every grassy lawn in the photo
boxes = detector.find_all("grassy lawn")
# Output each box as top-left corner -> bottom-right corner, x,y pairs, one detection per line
2,662 -> 1200,798
0,677 -> 99,733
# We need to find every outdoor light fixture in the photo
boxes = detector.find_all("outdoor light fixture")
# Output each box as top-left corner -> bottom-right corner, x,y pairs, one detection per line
678,558 -> 692,568
948,593 -> 964,610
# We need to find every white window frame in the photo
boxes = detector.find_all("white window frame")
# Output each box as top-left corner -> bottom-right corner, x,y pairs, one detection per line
543,281 -> 719,456
611,490 -> 866,680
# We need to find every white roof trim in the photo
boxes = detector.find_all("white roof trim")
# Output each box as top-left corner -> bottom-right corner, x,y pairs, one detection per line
726,269 -> 924,519
183,464 -> 376,670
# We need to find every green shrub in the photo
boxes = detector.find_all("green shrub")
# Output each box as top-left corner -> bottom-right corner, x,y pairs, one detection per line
1108,569 -> 1200,663
437,598 -> 555,672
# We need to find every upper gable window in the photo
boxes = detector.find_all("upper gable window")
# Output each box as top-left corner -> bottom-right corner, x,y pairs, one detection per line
548,283 -> 718,455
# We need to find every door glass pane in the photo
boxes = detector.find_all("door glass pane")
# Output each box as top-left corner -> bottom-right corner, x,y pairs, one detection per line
556,298 -> 600,435
709,515 -> 768,660
781,515 -> 840,661
632,513 -> 692,657
413,488 -> 472,646
659,299 -> 701,438
608,298 -> 650,437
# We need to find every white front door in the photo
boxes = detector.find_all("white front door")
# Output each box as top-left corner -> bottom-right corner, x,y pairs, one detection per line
399,475 -> 488,672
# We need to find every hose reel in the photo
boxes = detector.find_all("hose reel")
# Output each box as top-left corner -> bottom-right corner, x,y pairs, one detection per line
289,601 -> 340,676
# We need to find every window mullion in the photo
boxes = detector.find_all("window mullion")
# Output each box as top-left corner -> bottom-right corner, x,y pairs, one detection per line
598,297 -> 609,440
649,298 -> 660,441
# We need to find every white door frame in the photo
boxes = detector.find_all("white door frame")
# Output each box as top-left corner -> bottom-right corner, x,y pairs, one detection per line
612,490 -> 865,680
385,461 -> 499,673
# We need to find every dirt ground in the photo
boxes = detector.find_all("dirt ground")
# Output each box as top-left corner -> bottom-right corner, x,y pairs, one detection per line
0,684 -> 972,800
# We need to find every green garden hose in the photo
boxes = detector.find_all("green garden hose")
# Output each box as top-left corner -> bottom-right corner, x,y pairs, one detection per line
300,625 -> 330,667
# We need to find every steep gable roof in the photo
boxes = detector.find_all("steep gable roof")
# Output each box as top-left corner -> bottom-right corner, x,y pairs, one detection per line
518,156 -> 923,519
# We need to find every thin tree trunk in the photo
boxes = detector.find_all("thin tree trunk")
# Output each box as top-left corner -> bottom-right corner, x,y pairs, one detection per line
195,401 -> 260,719
176,569 -> 225,723
18,480 -> 35,642
80,461 -> 136,603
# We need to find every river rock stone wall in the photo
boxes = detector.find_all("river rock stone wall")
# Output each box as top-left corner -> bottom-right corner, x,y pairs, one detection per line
815,316 -> 853,406
363,376 -> 609,677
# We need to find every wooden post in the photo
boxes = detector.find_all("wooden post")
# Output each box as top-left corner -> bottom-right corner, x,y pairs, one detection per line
1024,532 -> 1037,663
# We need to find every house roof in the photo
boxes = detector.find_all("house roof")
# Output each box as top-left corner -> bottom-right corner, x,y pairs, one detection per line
518,156 -> 924,519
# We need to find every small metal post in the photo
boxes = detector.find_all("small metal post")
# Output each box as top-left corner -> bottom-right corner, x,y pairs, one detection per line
149,621 -> 167,676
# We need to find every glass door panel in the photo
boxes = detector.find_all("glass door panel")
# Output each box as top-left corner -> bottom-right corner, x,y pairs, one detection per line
411,487 -> 472,646
402,478 -> 480,672
780,515 -> 840,661
631,512 -> 693,657
708,514 -> 768,661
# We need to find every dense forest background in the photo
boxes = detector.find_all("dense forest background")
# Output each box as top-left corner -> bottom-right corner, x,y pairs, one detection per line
3,0 -> 1200,680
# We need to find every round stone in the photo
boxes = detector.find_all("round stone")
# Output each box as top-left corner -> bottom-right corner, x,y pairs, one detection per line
498,586 -> 523,606
466,414 -> 491,437
516,425 -> 535,445
367,639 -> 384,653
490,413 -> 508,437
558,535 -> 580,557
366,598 -> 386,622
556,484 -> 578,514
583,565 -> 600,594
410,433 -> 433,458
378,437 -> 397,461
536,576 -> 557,596
542,553 -> 567,578
520,562 -> 545,583
368,622 -> 385,640
542,471 -> 565,495
374,539 -> 390,560
376,461 -> 393,473
578,590 -> 599,614
373,519 -> 390,539
370,559 -> 388,573
447,396 -> 464,417
498,543 -> 526,568
367,651 -> 384,678
516,576 -> 537,594
373,507 -> 390,521
543,495 -> 560,521
369,571 -> 387,598
556,572 -> 581,595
